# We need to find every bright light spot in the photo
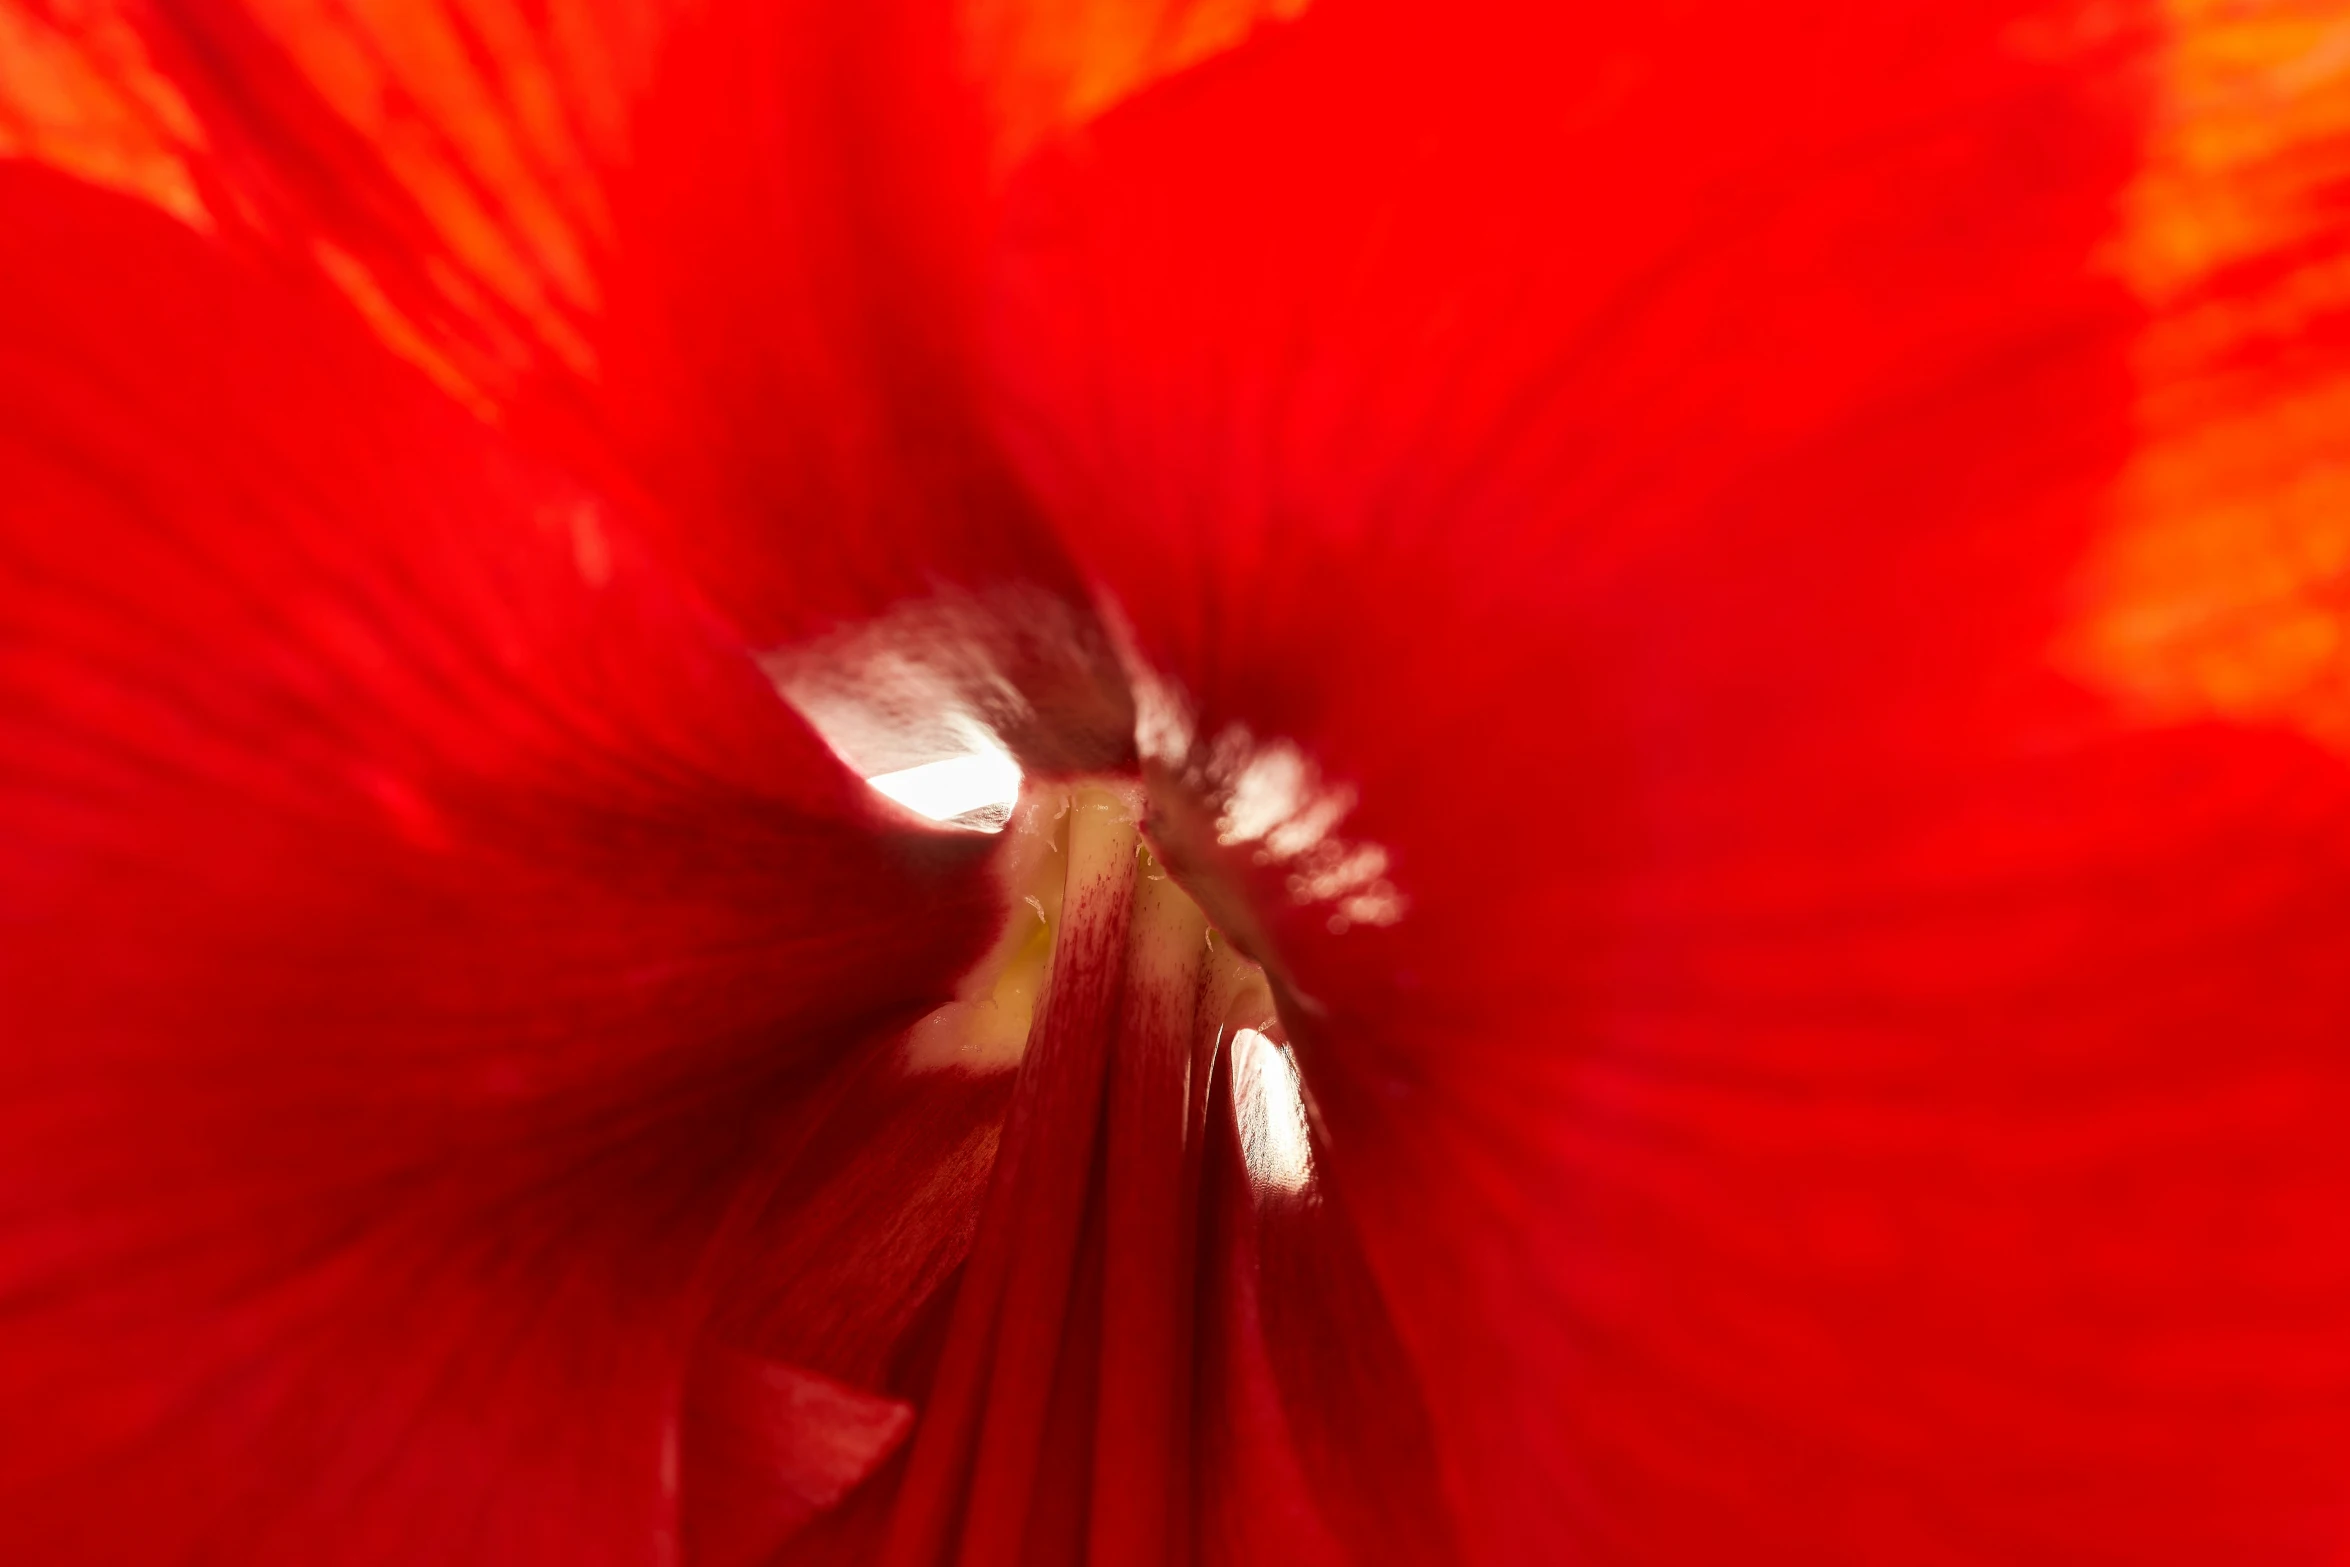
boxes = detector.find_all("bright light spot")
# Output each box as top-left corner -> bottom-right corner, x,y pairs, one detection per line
1185,725 -> 1405,930
1232,1027 -> 1314,1194
1220,741 -> 1319,847
865,743 -> 1023,829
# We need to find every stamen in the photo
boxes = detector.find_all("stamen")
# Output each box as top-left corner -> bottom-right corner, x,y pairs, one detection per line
881,785 -> 1139,1567
947,785 -> 1137,1563
878,779 -> 1306,1567
902,795 -> 1075,1073
1088,843 -> 1208,1563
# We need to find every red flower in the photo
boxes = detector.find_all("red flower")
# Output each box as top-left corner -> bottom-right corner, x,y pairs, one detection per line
6,0 -> 2350,1562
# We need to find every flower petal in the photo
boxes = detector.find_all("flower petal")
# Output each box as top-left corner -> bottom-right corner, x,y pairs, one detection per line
588,0 -> 1080,646
680,1351 -> 915,1567
0,167 -> 995,1563
1190,1039 -> 1454,1567
0,0 -> 1288,663
699,1044 -> 1014,1394
966,0 -> 1308,170
0,0 -> 210,223
992,1 -> 2350,1559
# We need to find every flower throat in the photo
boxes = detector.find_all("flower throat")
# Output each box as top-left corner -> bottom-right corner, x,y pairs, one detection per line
879,781 -> 1312,1567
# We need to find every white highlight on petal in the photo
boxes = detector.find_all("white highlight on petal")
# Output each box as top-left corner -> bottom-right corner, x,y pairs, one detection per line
759,608 -> 1033,834
1135,674 -> 1406,932
864,739 -> 1024,829
1232,1027 -> 1315,1194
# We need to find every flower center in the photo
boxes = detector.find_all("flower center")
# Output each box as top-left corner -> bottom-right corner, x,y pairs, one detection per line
877,779 -> 1315,1566
902,779 -> 1307,1191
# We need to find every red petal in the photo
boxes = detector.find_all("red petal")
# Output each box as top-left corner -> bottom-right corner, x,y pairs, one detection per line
880,796 -> 1143,1567
680,1351 -> 915,1567
992,2 -> 2350,1559
4,0 -> 1179,653
1189,1038 -> 1450,1567
589,0 -> 1080,644
965,0 -> 1310,171
34,0 -> 1156,760
678,1005 -> 1024,1567
0,168 -> 995,1564
700,1041 -> 1015,1393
